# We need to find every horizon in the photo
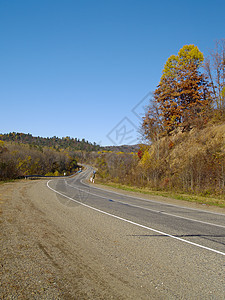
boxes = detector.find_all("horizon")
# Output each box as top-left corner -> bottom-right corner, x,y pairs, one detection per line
0,131 -> 142,147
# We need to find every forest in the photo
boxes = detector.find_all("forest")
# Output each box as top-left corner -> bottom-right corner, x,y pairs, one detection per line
0,133 -> 101,179
0,140 -> 79,179
0,133 -> 101,152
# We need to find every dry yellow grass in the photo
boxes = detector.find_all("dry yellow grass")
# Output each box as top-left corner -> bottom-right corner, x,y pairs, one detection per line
137,123 -> 225,197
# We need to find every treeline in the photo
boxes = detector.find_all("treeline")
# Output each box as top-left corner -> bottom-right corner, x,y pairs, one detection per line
103,145 -> 139,153
0,132 -> 101,152
0,133 -> 138,181
0,141 -> 78,180
94,42 -> 225,197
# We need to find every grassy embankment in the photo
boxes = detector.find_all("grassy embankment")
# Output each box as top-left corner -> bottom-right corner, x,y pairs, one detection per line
96,123 -> 225,208
95,181 -> 225,208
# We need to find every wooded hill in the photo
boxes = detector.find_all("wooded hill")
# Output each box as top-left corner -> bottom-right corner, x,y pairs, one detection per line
0,132 -> 101,152
0,133 -> 137,180
103,144 -> 139,153
0,139 -> 79,180
93,123 -> 225,200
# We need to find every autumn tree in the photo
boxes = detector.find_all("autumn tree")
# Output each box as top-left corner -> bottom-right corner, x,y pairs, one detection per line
154,45 -> 211,133
141,96 -> 162,143
204,39 -> 225,115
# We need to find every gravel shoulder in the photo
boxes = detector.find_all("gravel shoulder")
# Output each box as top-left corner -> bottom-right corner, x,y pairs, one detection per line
0,180 -> 160,299
0,180 -> 224,299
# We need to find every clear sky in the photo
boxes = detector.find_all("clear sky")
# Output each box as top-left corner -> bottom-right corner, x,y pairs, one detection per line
1,0 -> 224,146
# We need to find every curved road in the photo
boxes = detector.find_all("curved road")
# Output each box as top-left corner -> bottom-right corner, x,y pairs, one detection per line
46,166 -> 225,298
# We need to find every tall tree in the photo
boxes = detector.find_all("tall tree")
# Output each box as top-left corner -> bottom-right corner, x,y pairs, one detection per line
204,39 -> 225,112
142,96 -> 162,143
154,45 -> 211,133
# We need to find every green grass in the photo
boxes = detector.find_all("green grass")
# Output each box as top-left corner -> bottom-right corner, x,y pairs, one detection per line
95,180 -> 225,208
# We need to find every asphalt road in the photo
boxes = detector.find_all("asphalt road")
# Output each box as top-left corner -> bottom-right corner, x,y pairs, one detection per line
47,166 -> 225,298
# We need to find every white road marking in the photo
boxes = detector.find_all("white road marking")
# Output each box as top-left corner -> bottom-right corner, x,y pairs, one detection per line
81,178 -> 225,217
47,180 -> 225,257
65,180 -> 225,229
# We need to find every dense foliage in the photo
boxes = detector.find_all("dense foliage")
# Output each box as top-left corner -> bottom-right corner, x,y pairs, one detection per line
0,141 -> 78,180
143,45 -> 212,137
0,133 -> 138,180
94,124 -> 225,197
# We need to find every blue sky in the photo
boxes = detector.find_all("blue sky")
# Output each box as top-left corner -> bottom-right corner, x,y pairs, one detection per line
1,0 -> 224,146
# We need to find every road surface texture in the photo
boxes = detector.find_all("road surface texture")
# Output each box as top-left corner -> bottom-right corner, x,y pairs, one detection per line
1,167 -> 225,299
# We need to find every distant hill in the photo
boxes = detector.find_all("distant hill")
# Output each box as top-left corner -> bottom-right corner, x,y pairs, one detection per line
0,132 -> 101,152
102,144 -> 140,153
0,132 -> 139,153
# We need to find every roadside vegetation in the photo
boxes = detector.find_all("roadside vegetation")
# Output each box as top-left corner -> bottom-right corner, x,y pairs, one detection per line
0,141 -> 79,180
0,133 -> 101,180
98,182 -> 225,208
94,41 -> 225,206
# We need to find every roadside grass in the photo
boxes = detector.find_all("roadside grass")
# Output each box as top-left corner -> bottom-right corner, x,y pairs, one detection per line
0,179 -> 17,185
95,180 -> 225,208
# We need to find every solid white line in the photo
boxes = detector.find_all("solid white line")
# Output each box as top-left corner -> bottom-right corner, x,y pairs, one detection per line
47,180 -> 225,257
65,180 -> 225,229
80,178 -> 225,217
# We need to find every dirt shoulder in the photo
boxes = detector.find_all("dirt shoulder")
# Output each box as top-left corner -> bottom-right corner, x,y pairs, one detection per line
0,180 -> 160,299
